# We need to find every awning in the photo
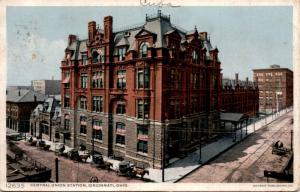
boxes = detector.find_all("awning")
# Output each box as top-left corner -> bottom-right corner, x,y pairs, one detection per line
137,134 -> 148,141
93,125 -> 102,130
220,112 -> 248,123
62,77 -> 70,84
116,128 -> 126,136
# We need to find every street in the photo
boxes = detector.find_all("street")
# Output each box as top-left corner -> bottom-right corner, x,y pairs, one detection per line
179,111 -> 293,183
15,141 -> 143,183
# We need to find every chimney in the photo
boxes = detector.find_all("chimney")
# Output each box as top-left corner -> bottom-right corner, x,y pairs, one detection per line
88,21 -> 96,42
235,73 -> 239,85
34,95 -> 37,102
199,32 -> 208,40
18,89 -> 21,96
246,77 -> 249,85
68,34 -> 77,45
104,16 -> 113,43
51,76 -> 54,80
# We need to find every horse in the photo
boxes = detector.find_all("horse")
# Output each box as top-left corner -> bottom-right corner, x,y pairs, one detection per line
104,161 -> 113,170
134,167 -> 149,179
79,154 -> 90,163
96,161 -> 113,170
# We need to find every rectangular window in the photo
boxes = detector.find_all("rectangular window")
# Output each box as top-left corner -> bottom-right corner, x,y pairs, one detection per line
137,99 -> 150,119
79,97 -> 87,110
92,96 -> 103,112
116,102 -> 126,114
94,129 -> 102,140
82,53 -> 87,65
80,116 -> 87,134
63,71 -> 70,88
118,47 -> 126,61
137,68 -> 150,89
137,125 -> 148,135
93,120 -> 103,140
137,140 -> 148,153
116,122 -> 125,145
168,100 -> 180,119
80,73 -> 88,88
64,119 -> 70,130
92,71 -> 104,88
116,135 -> 125,145
117,70 -> 126,89
64,95 -> 70,107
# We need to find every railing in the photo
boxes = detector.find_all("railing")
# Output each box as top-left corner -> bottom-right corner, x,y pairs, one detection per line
146,11 -> 170,21
22,155 -> 50,172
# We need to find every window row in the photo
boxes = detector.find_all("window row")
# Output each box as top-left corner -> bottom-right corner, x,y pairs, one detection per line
80,42 -> 149,65
76,97 -> 150,119
78,121 -> 149,153
78,68 -> 150,89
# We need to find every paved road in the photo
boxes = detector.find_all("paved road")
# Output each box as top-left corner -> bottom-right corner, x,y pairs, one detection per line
15,141 -> 143,183
179,111 -> 293,183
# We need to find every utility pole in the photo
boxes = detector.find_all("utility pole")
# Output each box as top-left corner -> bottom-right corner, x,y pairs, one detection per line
161,124 -> 165,182
92,116 -> 95,157
55,158 -> 59,182
291,130 -> 293,151
198,119 -> 202,164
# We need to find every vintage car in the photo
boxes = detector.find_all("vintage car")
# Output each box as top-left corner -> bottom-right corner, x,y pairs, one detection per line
93,154 -> 113,170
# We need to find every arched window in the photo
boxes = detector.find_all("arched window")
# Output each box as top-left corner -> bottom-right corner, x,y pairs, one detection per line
139,42 -> 148,58
92,50 -> 99,63
192,50 -> 199,64
78,96 -> 87,110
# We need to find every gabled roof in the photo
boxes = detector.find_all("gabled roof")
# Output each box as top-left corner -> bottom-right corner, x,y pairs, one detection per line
6,89 -> 46,103
65,12 -> 219,62
135,28 -> 156,37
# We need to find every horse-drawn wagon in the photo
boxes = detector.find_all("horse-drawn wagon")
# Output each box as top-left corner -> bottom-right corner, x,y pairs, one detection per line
116,161 -> 149,179
272,140 -> 290,156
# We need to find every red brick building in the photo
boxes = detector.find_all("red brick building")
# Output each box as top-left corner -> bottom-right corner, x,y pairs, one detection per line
221,73 -> 259,117
6,88 -> 46,133
253,65 -> 293,113
60,11 -> 222,168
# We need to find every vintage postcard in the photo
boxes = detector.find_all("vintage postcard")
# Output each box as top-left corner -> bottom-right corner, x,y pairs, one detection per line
0,0 -> 299,191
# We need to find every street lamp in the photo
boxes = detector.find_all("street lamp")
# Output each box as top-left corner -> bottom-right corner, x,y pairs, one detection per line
89,115 -> 97,157
198,119 -> 202,164
162,120 -> 168,182
276,92 -> 282,117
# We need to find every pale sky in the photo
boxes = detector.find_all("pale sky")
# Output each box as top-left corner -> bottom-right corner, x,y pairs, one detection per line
7,6 -> 293,86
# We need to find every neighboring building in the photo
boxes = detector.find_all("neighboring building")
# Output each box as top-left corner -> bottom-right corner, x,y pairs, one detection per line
31,80 -> 61,95
253,65 -> 293,113
30,96 -> 61,142
6,88 -> 46,133
221,73 -> 259,117
60,11 -> 222,168
7,86 -> 33,91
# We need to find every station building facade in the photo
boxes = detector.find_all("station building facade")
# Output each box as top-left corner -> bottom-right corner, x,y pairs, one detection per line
60,11 -> 223,168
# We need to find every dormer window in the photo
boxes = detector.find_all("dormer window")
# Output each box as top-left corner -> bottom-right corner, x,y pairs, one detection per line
66,53 -> 71,60
92,48 -> 105,63
82,53 -> 87,65
118,47 -> 126,61
139,42 -> 148,58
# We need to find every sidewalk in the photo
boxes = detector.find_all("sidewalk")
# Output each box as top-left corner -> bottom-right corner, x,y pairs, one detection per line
14,107 -> 292,183
142,107 -> 293,183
